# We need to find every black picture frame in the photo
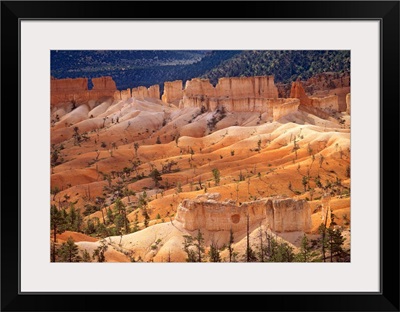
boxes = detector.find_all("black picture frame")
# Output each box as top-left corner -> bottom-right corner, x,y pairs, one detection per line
1,1 -> 399,311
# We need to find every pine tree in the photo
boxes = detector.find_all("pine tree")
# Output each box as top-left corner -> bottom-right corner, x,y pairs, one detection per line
138,191 -> 150,227
295,234 -> 319,262
327,227 -> 346,262
93,239 -> 108,262
212,168 -> 221,186
50,204 -> 67,262
182,235 -> 197,262
81,249 -> 92,262
275,241 -> 295,262
149,169 -> 162,187
256,225 -> 265,262
58,237 -> 81,262
114,198 -> 130,234
106,207 -> 114,224
208,239 -> 221,262
67,204 -> 82,232
228,228 -> 235,262
132,213 -> 140,232
245,214 -> 257,262
194,230 -> 205,262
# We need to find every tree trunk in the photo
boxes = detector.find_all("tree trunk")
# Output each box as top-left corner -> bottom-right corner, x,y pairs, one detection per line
52,224 -> 57,262
101,208 -> 106,225
246,214 -> 250,262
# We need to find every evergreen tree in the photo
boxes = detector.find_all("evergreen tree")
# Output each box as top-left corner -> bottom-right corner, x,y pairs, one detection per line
50,204 -> 67,262
256,225 -> 265,262
327,226 -> 346,262
67,204 -> 82,232
138,191 -> 150,227
96,223 -> 108,238
228,228 -> 235,262
81,249 -> 92,262
106,207 -> 114,224
57,237 -> 81,262
114,198 -> 130,234
246,214 -> 257,262
182,235 -> 197,262
93,239 -> 108,262
132,213 -> 140,232
182,230 -> 205,262
149,169 -> 162,187
275,242 -> 295,262
194,230 -> 205,262
295,234 -> 319,262
212,168 -> 221,186
208,240 -> 221,262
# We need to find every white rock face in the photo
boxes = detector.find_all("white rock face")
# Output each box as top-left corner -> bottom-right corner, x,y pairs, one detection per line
175,193 -> 312,233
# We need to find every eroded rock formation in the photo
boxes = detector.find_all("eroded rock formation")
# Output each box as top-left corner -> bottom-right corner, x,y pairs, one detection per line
179,76 -> 279,108
161,80 -> 183,104
51,77 -> 88,92
175,193 -> 311,233
279,72 -> 350,112
290,81 -> 312,106
92,76 -> 117,90
51,76 -> 117,106
113,84 -> 160,101
290,80 -> 339,115
52,76 -> 161,106
159,76 -> 296,121
346,93 -> 351,114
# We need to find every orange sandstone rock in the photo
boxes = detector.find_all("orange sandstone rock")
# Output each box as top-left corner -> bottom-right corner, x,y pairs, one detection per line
162,80 -> 183,104
346,93 -> 351,114
175,193 -> 312,233
92,76 -> 117,90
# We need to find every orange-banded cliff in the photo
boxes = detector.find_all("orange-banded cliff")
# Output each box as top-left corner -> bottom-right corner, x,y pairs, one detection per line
175,193 -> 312,233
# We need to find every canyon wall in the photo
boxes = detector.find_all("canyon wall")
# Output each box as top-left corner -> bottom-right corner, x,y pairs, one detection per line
164,76 -> 279,107
148,84 -> 160,99
113,84 -> 160,101
51,76 -> 116,106
180,97 -> 299,121
131,86 -> 149,100
51,77 -> 88,92
92,76 -> 117,90
52,76 -> 161,106
290,81 -> 312,106
290,80 -> 340,115
161,80 -> 183,104
215,76 -> 279,99
310,95 -> 339,112
272,99 -> 301,121
175,193 -> 311,233
175,76 -> 295,120
278,72 -> 350,112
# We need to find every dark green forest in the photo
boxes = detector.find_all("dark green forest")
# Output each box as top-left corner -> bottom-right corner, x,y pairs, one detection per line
51,50 -> 350,90
51,50 -> 241,90
201,50 -> 350,85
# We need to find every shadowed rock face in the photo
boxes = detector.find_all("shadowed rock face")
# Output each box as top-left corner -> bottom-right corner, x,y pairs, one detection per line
175,193 -> 312,233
